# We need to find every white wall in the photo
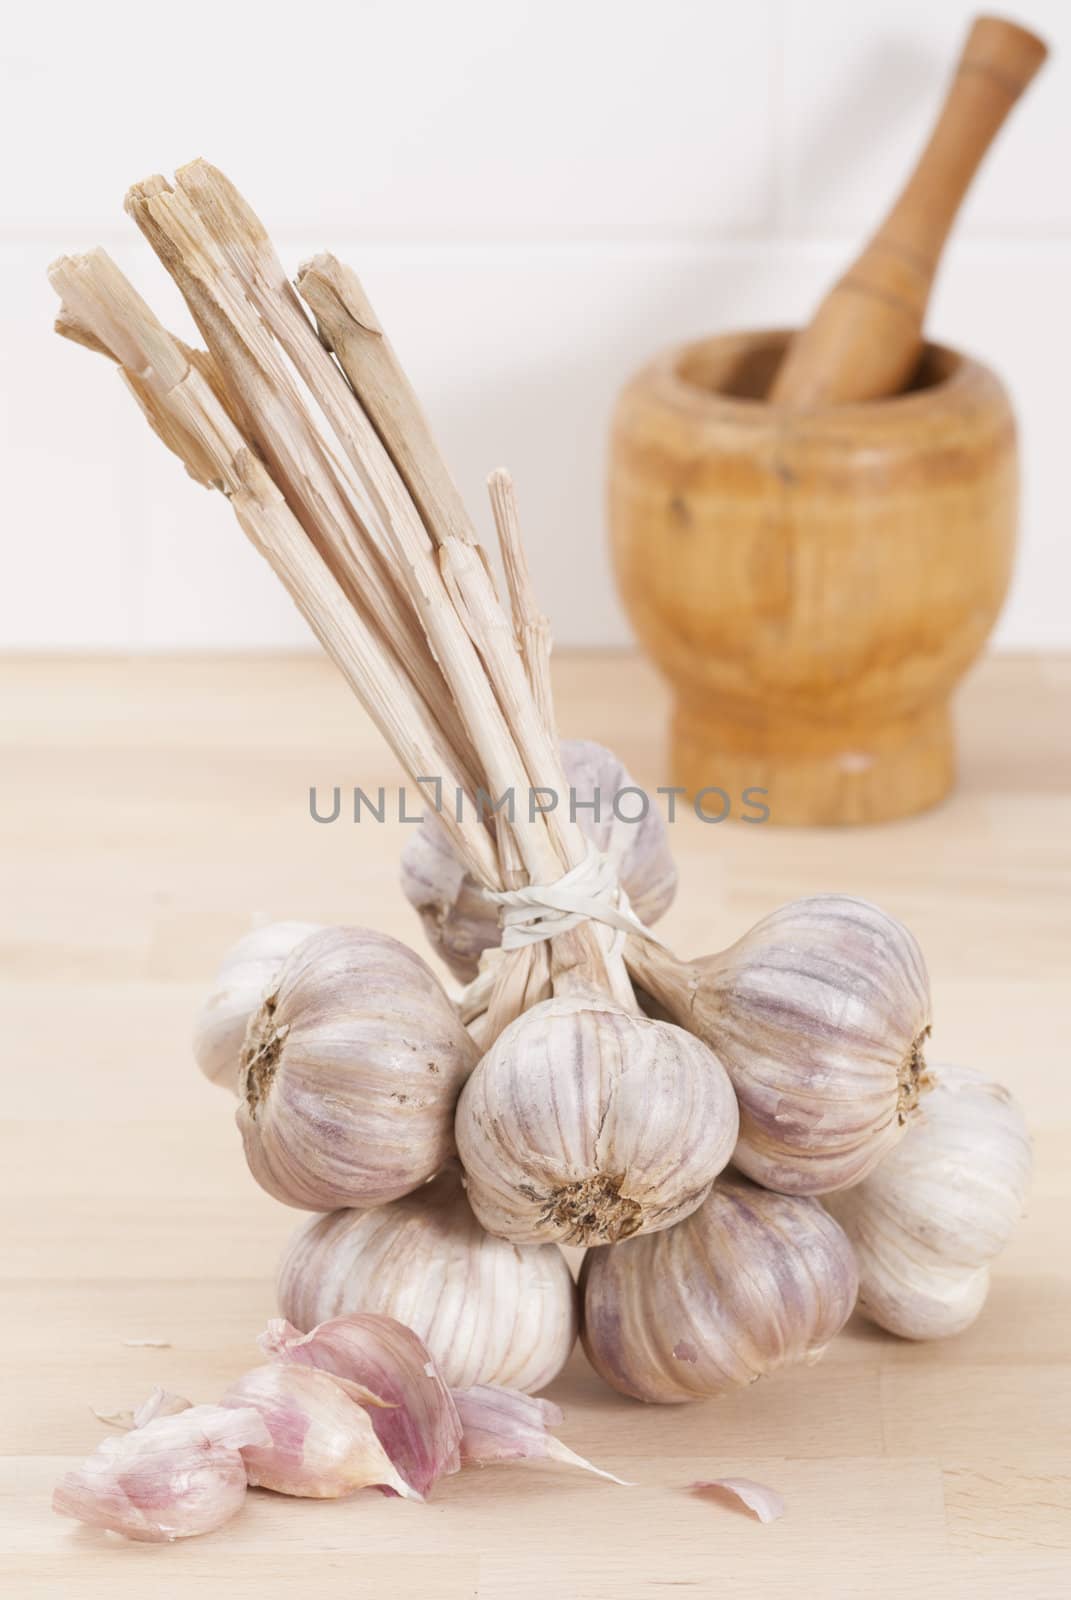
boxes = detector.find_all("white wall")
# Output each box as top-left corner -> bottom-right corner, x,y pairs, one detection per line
3,0 -> 1067,651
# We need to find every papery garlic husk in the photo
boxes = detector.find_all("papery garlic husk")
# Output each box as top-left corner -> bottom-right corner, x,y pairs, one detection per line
628,895 -> 932,1195
277,1163 -> 577,1393
401,738 -> 677,981
455,991 -> 739,1246
259,1314 -> 462,1497
825,1063 -> 1032,1339
237,926 -> 478,1210
194,921 -> 322,1093
220,1363 -> 418,1499
453,1384 -> 629,1483
579,1170 -> 858,1403
52,1403 -> 270,1541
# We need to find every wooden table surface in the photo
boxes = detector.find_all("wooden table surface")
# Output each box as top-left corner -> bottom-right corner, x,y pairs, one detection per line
2,651 -> 1069,1599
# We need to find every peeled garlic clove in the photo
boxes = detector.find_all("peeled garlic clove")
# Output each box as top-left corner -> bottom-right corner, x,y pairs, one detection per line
454,1384 -> 629,1484
401,738 -> 677,981
630,895 -> 932,1194
825,1063 -> 1031,1339
194,921 -> 322,1092
259,1314 -> 462,1497
580,1170 -> 858,1403
220,1363 -> 418,1500
455,993 -> 739,1246
277,1163 -> 577,1393
237,926 -> 478,1210
52,1403 -> 270,1541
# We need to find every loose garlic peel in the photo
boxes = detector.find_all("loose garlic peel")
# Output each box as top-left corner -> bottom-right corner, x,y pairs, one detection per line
277,1163 -> 578,1393
628,895 -> 933,1195
236,926 -> 478,1211
401,738 -> 677,982
455,992 -> 739,1246
579,1172 -> 858,1404
825,1063 -> 1031,1339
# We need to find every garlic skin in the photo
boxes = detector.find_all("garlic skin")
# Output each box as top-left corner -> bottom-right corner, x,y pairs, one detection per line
220,1363 -> 418,1499
260,1314 -> 462,1497
579,1171 -> 858,1404
825,1064 -> 1031,1340
277,1163 -> 577,1393
237,926 -> 478,1210
194,921 -> 322,1092
52,1403 -> 270,1541
453,1385 -> 628,1483
628,895 -> 932,1195
455,993 -> 739,1246
401,738 -> 677,981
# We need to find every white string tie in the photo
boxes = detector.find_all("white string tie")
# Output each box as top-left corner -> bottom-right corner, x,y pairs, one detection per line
483,843 -> 656,951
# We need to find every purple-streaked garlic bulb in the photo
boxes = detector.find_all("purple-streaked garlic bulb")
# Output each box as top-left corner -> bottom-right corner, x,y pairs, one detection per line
236,926 -> 478,1211
277,1164 -> 577,1393
580,1171 -> 858,1403
259,1314 -> 462,1497
825,1064 -> 1031,1339
455,993 -> 738,1246
401,738 -> 677,980
52,1403 -> 270,1541
220,1363 -> 417,1498
627,895 -> 932,1194
194,920 -> 322,1092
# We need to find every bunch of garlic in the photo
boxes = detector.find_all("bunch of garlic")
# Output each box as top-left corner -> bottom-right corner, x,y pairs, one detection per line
401,738 -> 677,981
825,1064 -> 1032,1339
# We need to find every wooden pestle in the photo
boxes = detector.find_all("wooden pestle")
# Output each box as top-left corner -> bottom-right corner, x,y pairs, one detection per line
770,14 -> 1047,408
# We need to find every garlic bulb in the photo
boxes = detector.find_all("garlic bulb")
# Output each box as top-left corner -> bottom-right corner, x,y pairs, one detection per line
455,992 -> 738,1246
627,895 -> 932,1194
825,1064 -> 1031,1339
260,1314 -> 462,1497
580,1171 -> 858,1403
277,1163 -> 577,1393
194,921 -> 322,1092
52,1403 -> 270,1541
237,926 -> 478,1210
401,738 -> 677,980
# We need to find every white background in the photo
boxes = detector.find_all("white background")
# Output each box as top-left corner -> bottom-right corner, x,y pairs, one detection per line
3,0 -> 1067,651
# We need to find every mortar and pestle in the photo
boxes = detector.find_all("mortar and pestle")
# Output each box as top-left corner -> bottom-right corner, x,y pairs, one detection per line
609,15 -> 1047,824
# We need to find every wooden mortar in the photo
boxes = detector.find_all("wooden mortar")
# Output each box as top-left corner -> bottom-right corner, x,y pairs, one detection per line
608,328 -> 1017,824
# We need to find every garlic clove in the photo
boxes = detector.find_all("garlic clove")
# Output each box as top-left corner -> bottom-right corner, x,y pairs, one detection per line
825,1063 -> 1032,1339
220,1363 -> 419,1500
579,1170 -> 858,1404
259,1314 -> 462,1497
277,1163 -> 578,1393
236,926 -> 479,1211
52,1403 -> 270,1542
401,738 -> 677,981
628,895 -> 932,1195
194,921 -> 322,1092
453,1384 -> 630,1484
455,993 -> 739,1246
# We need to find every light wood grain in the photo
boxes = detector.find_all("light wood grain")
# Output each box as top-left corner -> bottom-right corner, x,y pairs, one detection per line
610,330 -> 1018,825
2,651 -> 1069,1597
770,14 -> 1048,408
